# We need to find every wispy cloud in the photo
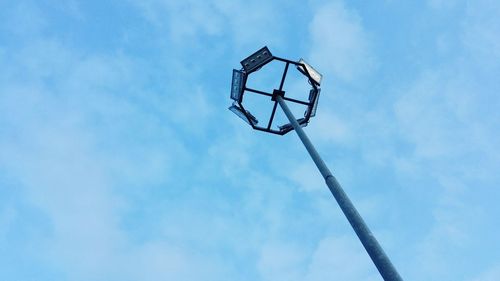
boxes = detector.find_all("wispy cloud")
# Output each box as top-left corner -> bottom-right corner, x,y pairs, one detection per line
308,1 -> 375,82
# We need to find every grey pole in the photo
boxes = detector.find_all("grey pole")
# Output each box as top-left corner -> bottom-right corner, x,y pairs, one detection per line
277,96 -> 403,281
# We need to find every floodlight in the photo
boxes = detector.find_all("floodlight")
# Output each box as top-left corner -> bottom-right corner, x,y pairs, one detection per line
297,58 -> 322,86
240,46 -> 273,73
229,103 -> 258,125
231,69 -> 244,102
305,88 -> 321,118
279,118 -> 307,134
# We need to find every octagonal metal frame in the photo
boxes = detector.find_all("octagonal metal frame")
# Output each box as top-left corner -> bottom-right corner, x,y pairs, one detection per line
230,46 -> 321,135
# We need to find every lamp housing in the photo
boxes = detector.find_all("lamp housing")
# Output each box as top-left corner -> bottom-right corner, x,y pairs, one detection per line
229,46 -> 322,135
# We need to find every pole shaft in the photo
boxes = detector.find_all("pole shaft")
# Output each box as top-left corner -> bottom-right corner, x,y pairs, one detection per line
277,96 -> 403,281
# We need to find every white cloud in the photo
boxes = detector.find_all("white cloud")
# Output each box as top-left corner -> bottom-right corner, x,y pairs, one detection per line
462,0 -> 500,63
304,236 -> 379,281
427,0 -> 459,10
469,263 -> 500,281
0,35 -> 205,279
288,162 -> 325,192
257,242 -> 307,281
132,0 -> 224,40
309,1 -> 375,82
0,1 -> 47,37
0,205 -> 17,241
308,110 -> 352,145
394,66 -> 499,181
129,0 -> 287,48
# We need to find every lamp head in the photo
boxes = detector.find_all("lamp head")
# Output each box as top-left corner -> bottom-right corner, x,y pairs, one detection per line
229,46 -> 323,135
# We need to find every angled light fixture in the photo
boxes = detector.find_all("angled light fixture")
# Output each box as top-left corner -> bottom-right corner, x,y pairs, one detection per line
228,102 -> 258,125
305,88 -> 320,118
297,58 -> 323,86
240,46 -> 273,73
278,118 -> 307,134
231,69 -> 245,102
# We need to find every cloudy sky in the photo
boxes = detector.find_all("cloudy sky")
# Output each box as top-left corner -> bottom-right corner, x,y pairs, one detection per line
1,0 -> 499,280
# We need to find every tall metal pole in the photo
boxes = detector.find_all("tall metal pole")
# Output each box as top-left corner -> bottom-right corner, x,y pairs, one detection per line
277,96 -> 403,281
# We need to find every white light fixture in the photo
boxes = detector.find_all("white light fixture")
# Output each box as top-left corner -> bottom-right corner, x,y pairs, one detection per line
297,58 -> 322,86
229,103 -> 258,125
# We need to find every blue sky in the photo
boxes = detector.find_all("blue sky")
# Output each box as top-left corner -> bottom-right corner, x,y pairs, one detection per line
1,0 -> 499,280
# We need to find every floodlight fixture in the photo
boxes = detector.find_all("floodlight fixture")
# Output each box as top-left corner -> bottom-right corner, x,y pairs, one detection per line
228,46 -> 403,281
305,88 -> 320,118
297,58 -> 323,86
278,118 -> 307,134
240,46 -> 273,73
231,69 -> 244,102
229,103 -> 258,125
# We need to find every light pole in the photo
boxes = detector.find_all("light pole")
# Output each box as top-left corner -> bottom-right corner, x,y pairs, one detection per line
229,46 -> 403,281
